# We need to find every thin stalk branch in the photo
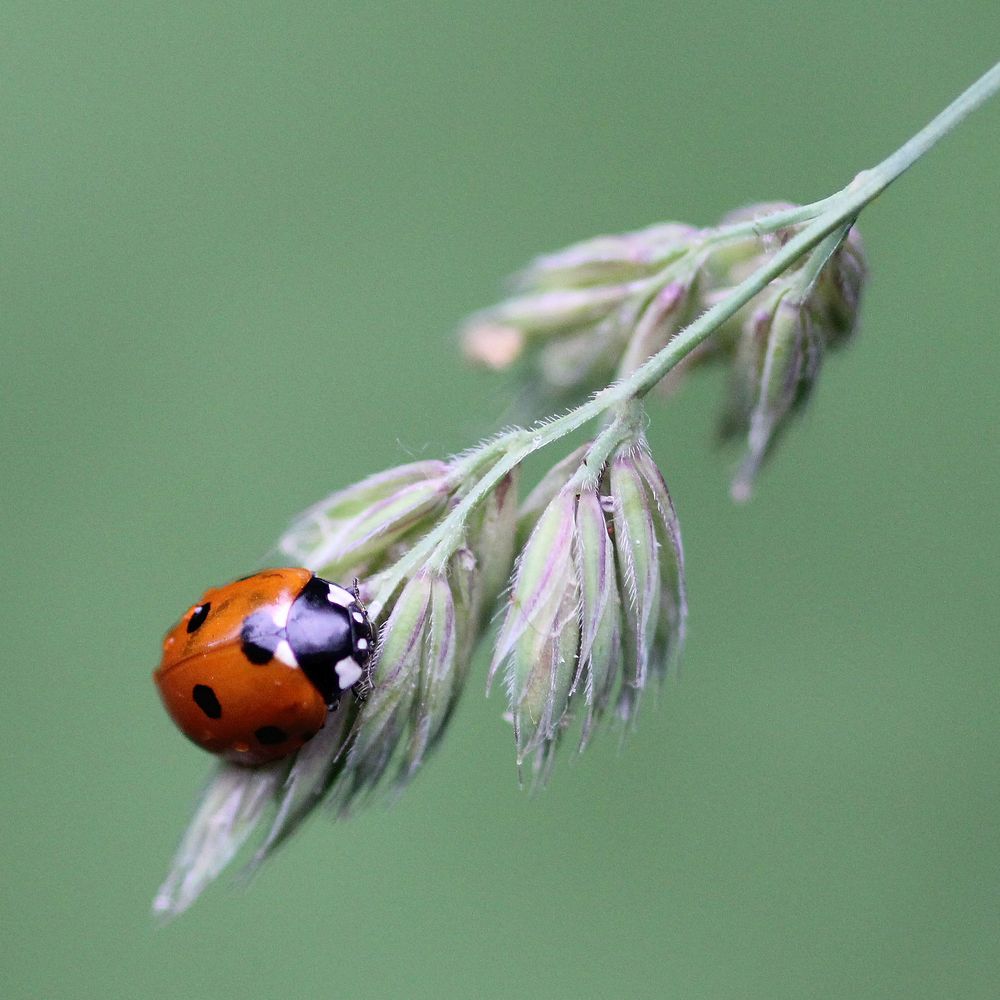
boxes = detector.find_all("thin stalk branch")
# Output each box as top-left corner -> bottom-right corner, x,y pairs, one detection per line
370,60 -> 1000,620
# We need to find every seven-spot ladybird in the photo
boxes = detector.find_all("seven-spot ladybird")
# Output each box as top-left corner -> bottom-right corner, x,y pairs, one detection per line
154,568 -> 374,765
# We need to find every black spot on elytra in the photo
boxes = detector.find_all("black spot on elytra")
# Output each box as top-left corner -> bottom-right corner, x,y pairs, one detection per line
255,725 -> 288,745
241,609 -> 281,665
187,603 -> 211,633
192,684 -> 222,719
242,640 -> 273,665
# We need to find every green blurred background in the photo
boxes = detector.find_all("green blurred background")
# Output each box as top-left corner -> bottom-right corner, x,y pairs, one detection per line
3,3 -> 999,998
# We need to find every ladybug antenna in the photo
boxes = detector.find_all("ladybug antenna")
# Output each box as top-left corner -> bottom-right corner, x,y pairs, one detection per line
352,578 -> 361,601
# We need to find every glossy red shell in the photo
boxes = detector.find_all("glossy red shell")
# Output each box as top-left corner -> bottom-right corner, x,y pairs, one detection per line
154,568 -> 327,765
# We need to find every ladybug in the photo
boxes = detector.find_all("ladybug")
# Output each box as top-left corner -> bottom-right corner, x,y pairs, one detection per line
154,568 -> 374,765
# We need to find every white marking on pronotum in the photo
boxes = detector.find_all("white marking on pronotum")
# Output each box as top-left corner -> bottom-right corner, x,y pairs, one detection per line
327,584 -> 354,608
352,611 -> 365,624
273,639 -> 298,668
271,601 -> 292,629
335,657 -> 363,688
356,638 -> 369,651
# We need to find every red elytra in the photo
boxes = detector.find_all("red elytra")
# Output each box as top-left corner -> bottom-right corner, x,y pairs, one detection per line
154,568 -> 372,765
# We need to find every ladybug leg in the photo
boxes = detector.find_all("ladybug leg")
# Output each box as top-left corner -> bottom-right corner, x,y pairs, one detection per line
350,655 -> 376,703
